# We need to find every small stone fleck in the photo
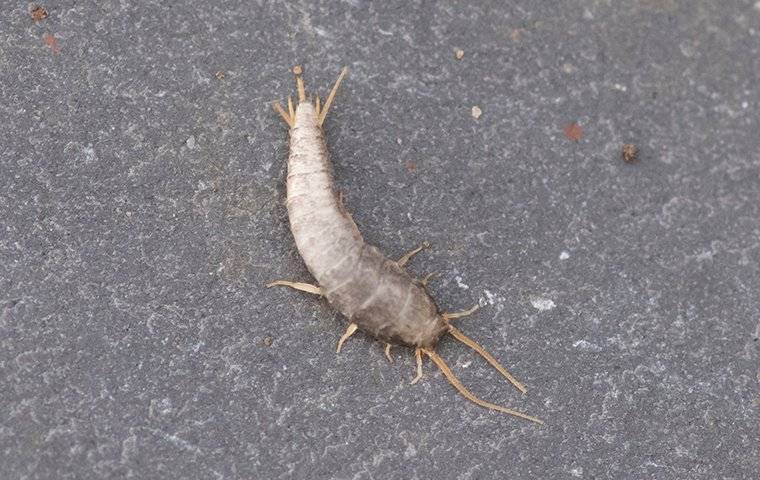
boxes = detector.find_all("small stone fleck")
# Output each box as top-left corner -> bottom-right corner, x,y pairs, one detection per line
622,144 -> 639,162
454,48 -> 465,60
471,106 -> 482,119
42,33 -> 60,54
30,5 -> 48,21
263,336 -> 273,347
559,251 -> 570,260
572,339 -> 602,352
215,70 -> 225,80
510,29 -> 524,42
530,296 -> 556,311
563,122 -> 583,142
186,136 -> 196,149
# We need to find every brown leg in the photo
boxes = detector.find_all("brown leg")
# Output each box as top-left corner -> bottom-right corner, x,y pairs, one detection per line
397,241 -> 431,268
410,348 -> 423,384
266,280 -> 323,296
384,344 -> 393,363
418,272 -> 439,287
336,323 -> 358,353
442,304 -> 479,321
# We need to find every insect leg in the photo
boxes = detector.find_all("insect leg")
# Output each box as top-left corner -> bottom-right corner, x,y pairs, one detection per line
442,304 -> 479,321
418,272 -> 439,287
410,348 -> 423,384
266,280 -> 323,296
422,348 -> 543,424
397,241 -> 431,267
384,344 -> 393,363
336,323 -> 358,353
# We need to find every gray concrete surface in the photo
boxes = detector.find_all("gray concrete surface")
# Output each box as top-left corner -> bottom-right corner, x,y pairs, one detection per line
2,1 -> 759,479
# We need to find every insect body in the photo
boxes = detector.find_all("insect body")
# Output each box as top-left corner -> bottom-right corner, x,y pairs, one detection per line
268,67 -> 542,424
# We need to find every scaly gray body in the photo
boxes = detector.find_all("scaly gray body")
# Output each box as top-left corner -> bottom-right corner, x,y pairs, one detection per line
269,67 -> 543,423
286,103 -> 448,348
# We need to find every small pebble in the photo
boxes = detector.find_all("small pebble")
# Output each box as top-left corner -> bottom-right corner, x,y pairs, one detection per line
30,5 -> 48,21
622,144 -> 639,162
471,106 -> 482,119
454,48 -> 465,60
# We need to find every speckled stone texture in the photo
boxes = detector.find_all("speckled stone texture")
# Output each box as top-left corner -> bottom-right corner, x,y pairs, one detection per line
1,1 -> 759,479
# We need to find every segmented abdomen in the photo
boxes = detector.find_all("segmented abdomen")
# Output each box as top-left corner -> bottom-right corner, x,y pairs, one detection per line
286,103 -> 447,348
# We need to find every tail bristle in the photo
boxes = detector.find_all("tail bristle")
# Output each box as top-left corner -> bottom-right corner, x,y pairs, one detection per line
448,325 -> 527,394
422,348 -> 543,424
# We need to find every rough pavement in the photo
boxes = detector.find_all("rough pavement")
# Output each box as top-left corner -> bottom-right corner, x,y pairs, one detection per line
1,1 -> 759,479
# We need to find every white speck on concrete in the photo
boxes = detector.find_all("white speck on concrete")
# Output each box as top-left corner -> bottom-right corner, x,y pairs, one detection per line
404,442 -> 417,459
675,445 -> 690,457
120,432 -> 138,463
471,106 -> 482,119
165,433 -> 202,455
570,467 -> 584,477
82,144 -> 96,163
559,251 -> 570,260
481,289 -> 506,314
573,339 -> 602,352
483,289 -> 496,304
679,41 -> 696,58
186,136 -> 197,149
313,26 -> 330,37
530,296 -> 555,311
612,83 -> 627,92
63,141 -> 98,164
455,276 -> 470,290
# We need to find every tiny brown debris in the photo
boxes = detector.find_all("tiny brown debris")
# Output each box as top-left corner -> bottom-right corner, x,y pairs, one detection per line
215,70 -> 225,80
471,105 -> 482,119
42,33 -> 60,54
563,122 -> 583,142
30,5 -> 48,21
622,144 -> 639,162
510,28 -> 525,42
405,161 -> 417,173
263,336 -> 273,347
454,48 -> 465,60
